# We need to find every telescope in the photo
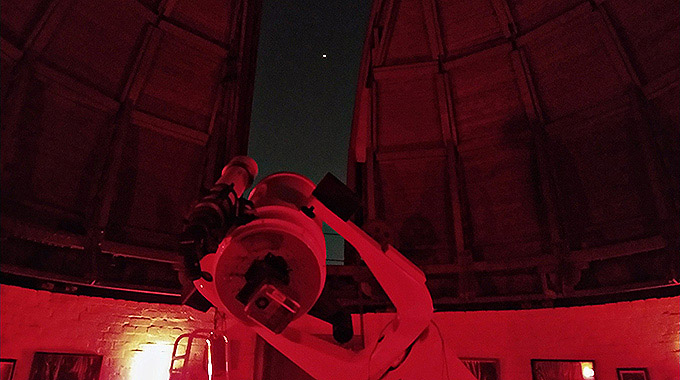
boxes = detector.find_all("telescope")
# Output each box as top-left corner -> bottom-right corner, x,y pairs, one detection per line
179,156 -> 476,380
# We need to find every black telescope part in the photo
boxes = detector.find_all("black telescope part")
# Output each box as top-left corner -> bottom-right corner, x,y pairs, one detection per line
331,311 -> 354,344
236,253 -> 291,306
177,157 -> 258,310
312,173 -> 360,221
181,286 -> 214,312
309,289 -> 354,344
178,182 -> 240,282
178,226 -> 208,281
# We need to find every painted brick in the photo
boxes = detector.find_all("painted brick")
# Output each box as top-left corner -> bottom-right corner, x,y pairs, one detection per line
4,283 -> 676,380
360,296 -> 679,380
0,285 -> 257,380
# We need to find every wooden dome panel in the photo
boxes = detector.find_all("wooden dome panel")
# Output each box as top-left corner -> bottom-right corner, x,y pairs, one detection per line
436,0 -> 504,56
0,42 -> 21,100
445,45 -> 528,143
460,143 -> 544,258
0,0 -> 51,48
1,0 -> 261,299
134,25 -> 224,132
521,6 -> 628,121
375,71 -> 444,150
106,114 -> 205,248
376,156 -> 455,264
383,0 -> 432,66
649,85 -> 679,188
546,101 -> 658,247
602,0 -> 679,85
136,0 -> 161,12
506,0 -> 582,33
1,65 -> 118,227
39,0 -> 153,99
652,85 -> 679,130
348,0 -> 678,307
168,0 -> 238,44
476,269 -> 543,296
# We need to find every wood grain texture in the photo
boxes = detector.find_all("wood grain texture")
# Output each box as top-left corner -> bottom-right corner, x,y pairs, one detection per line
347,0 -> 679,304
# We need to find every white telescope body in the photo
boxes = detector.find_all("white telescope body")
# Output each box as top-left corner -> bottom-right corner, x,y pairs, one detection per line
192,157 -> 477,380
195,172 -> 327,332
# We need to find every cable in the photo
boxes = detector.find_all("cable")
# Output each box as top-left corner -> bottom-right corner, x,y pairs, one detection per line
367,319 -> 396,380
431,319 -> 451,380
366,319 -> 452,380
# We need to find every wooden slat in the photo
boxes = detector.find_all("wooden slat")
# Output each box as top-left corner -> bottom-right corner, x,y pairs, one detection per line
373,0 -> 397,66
125,26 -> 164,102
132,109 -> 209,145
119,24 -> 157,102
373,60 -> 438,79
434,0 -> 505,57
592,3 -> 642,87
643,69 -> 680,100
489,0 -> 515,38
1,264 -> 181,296
0,216 -> 87,249
445,144 -> 466,255
435,74 -> 452,142
159,20 -> 227,57
507,0 -> 583,34
100,240 -> 180,263
23,0 -> 75,53
420,0 -> 444,59
510,48 -> 544,123
0,37 -> 23,61
159,0 -> 179,16
2,0 -> 68,50
508,45 -> 563,247
91,101 -> 134,230
516,2 -> 591,46
441,71 -> 459,145
570,235 -> 666,262
376,146 -> 446,162
31,62 -> 120,111
366,147 -> 377,220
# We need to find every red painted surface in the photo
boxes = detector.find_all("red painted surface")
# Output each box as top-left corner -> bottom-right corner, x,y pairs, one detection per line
0,285 -> 257,380
360,296 -> 680,380
2,288 -> 678,380
257,296 -> 679,379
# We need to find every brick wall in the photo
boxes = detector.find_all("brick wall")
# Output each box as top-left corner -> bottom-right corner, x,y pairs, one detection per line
0,285 -> 257,380
361,296 -> 679,380
2,283 -> 677,380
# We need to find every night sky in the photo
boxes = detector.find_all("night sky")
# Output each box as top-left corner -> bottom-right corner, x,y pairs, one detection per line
248,0 -> 372,183
247,0 -> 372,263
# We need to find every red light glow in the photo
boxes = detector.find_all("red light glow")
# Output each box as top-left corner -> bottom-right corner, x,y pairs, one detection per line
129,343 -> 174,380
581,362 -> 595,379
